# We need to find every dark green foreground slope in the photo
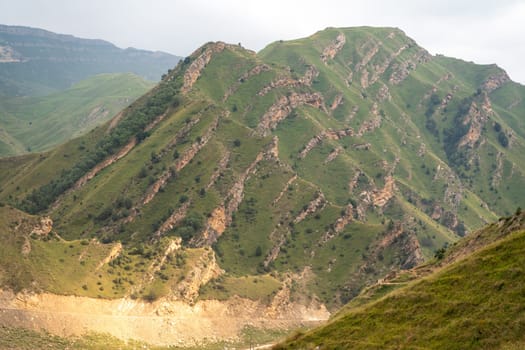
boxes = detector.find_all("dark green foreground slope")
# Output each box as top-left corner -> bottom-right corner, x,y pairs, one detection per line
275,212 -> 525,349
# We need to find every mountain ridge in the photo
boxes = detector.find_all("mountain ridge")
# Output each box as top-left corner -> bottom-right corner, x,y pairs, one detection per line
0,26 -> 524,347
0,23 -> 181,96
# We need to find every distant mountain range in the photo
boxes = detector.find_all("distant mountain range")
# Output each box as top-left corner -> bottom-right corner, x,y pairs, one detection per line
0,24 -> 181,96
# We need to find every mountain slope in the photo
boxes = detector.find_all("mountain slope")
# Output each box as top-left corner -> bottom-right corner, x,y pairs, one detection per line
275,211 -> 525,349
0,25 -> 524,316
0,73 -> 154,156
0,24 -> 180,96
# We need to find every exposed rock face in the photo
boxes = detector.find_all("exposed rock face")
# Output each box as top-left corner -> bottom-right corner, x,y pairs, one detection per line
57,110 -> 170,209
330,94 -> 344,110
224,64 -> 271,100
0,45 -> 23,62
458,95 -> 492,148
193,138 -> 279,246
96,242 -> 123,271
272,175 -> 298,205
376,83 -> 391,101
389,48 -> 431,85
256,92 -> 325,136
481,71 -> 510,93
206,151 -> 231,189
321,33 -> 346,63
154,201 -> 192,239
264,228 -> 288,268
320,204 -> 355,244
346,105 -> 359,121
371,175 -> 396,207
258,65 -> 318,96
324,147 -> 343,164
142,115 -> 220,206
176,248 -> 223,303
369,44 -> 409,86
31,217 -> 53,237
294,191 -> 326,224
182,42 -> 226,94
299,128 -> 353,159
357,103 -> 381,136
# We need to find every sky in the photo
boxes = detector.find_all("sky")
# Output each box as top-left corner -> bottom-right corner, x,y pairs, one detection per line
1,0 -> 524,83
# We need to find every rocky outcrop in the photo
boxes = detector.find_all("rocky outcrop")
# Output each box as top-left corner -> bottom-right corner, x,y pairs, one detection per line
389,48 -> 431,85
95,242 -> 122,271
348,170 -> 362,193
371,175 -> 396,207
346,105 -> 359,121
330,94 -> 344,111
369,44 -> 409,86
193,138 -> 278,246
293,191 -> 326,224
357,103 -> 381,136
224,64 -> 271,100
481,71 -> 510,93
376,83 -> 391,101
154,201 -> 192,239
491,151 -> 504,188
256,92 -> 325,136
272,175 -> 298,205
258,65 -> 318,96
0,45 -> 23,62
320,204 -> 354,244
142,115 -> 220,206
299,128 -> 353,159
206,151 -> 231,190
324,147 -> 343,164
360,69 -> 370,89
175,248 -> 223,303
58,110 -> 169,208
182,42 -> 226,94
321,33 -> 346,63
30,217 -> 53,237
263,228 -> 288,268
458,95 -> 492,148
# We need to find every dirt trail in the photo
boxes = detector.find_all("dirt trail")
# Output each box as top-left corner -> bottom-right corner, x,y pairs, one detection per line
0,290 -> 329,347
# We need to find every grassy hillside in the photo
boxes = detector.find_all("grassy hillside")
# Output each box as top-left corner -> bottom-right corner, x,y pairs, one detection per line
275,211 -> 525,349
0,73 -> 153,156
0,26 -> 523,313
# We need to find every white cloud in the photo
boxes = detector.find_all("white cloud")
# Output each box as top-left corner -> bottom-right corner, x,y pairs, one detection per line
0,0 -> 523,83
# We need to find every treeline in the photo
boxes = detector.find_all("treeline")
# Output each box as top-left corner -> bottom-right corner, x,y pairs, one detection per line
20,67 -> 185,214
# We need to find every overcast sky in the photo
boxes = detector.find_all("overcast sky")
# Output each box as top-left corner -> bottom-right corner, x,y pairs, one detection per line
1,0 -> 524,83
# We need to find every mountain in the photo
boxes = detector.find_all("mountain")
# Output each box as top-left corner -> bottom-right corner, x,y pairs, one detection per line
0,73 -> 154,156
275,210 -> 525,349
0,26 -> 524,346
0,24 -> 181,96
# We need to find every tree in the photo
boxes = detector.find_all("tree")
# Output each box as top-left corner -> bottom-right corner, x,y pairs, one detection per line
255,245 -> 263,257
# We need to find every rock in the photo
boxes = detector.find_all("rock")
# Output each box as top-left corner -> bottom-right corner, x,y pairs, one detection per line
182,42 -> 226,94
31,217 -> 53,237
256,92 -> 325,136
321,33 -> 346,63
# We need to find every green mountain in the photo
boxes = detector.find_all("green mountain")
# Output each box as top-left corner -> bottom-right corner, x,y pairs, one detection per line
0,73 -> 154,156
275,210 -> 525,349
0,26 -> 524,346
0,24 -> 180,96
